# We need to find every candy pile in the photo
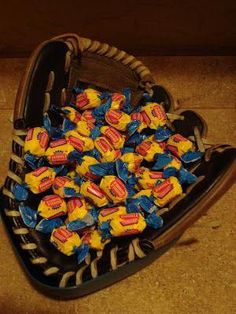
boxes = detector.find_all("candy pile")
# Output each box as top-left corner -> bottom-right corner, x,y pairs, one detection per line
13,87 -> 203,263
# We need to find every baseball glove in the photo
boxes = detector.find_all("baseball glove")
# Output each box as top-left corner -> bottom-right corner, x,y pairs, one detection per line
0,34 -> 235,299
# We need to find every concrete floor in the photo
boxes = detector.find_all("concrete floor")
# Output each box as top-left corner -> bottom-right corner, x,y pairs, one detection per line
0,57 -> 235,314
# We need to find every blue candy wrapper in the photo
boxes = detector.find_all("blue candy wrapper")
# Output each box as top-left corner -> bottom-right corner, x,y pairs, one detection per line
74,244 -> 90,264
181,151 -> 203,163
19,205 -> 37,228
127,120 -> 141,136
126,132 -> 147,146
146,212 -> 163,229
90,126 -> 101,140
116,159 -> 129,182
43,113 -> 63,139
24,153 -> 45,170
163,167 -> 178,178
122,88 -> 132,114
178,167 -> 197,185
152,153 -> 173,170
12,183 -> 29,201
99,221 -> 112,240
93,98 -> 112,122
67,211 -> 96,231
155,127 -> 172,142
90,162 -> 116,176
35,218 -> 64,233
62,118 -> 76,133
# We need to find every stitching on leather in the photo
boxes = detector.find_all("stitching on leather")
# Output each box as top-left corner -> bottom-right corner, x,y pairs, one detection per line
31,257 -> 48,264
43,92 -> 50,113
110,245 -> 118,270
44,267 -> 60,276
59,271 -> 76,288
90,251 -> 103,279
13,227 -> 29,235
76,265 -> 89,285
64,51 -> 72,73
46,71 -> 55,92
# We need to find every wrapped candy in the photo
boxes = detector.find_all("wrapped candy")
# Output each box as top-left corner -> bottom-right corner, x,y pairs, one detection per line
25,166 -> 56,194
136,136 -> 164,161
166,134 -> 203,163
38,194 -> 67,219
110,92 -> 126,110
82,229 -> 110,250
81,110 -> 96,124
62,106 -> 82,124
80,181 -> 108,207
100,176 -> 128,204
19,84 -> 203,262
76,88 -> 102,110
100,126 -> 125,150
65,130 -> 94,152
50,226 -> 89,263
94,136 -> 121,162
120,152 -> 143,173
98,206 -> 127,223
105,109 -> 131,131
166,134 -> 193,158
152,176 -> 182,207
75,120 -> 94,137
133,189 -> 152,198
24,127 -> 49,156
101,213 -> 147,237
141,103 -> 167,129
67,197 -> 88,222
45,139 -> 74,165
75,155 -> 99,180
137,168 -> 163,189
53,176 -> 80,198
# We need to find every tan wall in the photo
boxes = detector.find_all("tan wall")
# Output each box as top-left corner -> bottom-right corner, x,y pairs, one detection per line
0,0 -> 235,56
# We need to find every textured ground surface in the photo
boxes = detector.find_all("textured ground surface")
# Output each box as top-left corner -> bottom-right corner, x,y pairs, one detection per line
0,57 -> 235,314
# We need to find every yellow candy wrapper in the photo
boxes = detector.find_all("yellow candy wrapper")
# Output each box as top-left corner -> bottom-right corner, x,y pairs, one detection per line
65,130 -> 94,152
137,168 -> 163,189
82,229 -> 110,250
164,155 -> 182,170
100,126 -> 125,150
24,127 -> 49,156
105,109 -> 131,131
152,176 -> 182,207
67,197 -> 88,222
109,213 -> 147,237
25,166 -> 56,194
75,119 -> 94,137
133,189 -> 152,198
81,110 -> 96,124
50,226 -> 82,256
45,139 -> 74,165
136,136 -> 164,161
120,152 -> 143,173
100,176 -> 128,204
141,103 -> 167,129
110,92 -> 126,110
94,137 -> 121,162
98,206 -> 127,223
38,194 -> 67,219
75,155 -> 99,180
53,176 -> 80,198
80,181 -> 108,207
63,106 -> 82,124
166,134 -> 193,158
76,88 -> 101,110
